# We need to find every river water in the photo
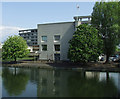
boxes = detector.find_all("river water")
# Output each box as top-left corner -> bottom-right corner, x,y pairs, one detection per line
1,66 -> 120,97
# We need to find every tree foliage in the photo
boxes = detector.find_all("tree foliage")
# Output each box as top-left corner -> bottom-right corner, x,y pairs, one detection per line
91,1 -> 119,62
68,24 -> 103,63
2,36 -> 29,62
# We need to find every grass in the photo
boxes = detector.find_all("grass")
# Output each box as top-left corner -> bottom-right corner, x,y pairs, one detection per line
17,57 -> 35,61
2,56 -> 35,62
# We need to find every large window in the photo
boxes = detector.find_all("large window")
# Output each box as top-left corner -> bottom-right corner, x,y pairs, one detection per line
41,36 -> 47,42
54,45 -> 60,51
42,45 -> 47,51
54,35 -> 60,42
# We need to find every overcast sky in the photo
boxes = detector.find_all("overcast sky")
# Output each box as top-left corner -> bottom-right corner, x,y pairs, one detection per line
1,2 -> 95,42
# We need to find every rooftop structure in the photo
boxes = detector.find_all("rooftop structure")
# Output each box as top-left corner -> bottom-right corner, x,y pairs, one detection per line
74,15 -> 91,22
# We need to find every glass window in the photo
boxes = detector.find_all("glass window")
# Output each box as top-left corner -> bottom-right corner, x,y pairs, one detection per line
54,45 -> 60,51
41,36 -> 47,42
54,35 -> 60,42
42,45 -> 47,51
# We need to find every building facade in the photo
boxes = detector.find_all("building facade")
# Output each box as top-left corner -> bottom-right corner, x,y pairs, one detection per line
19,29 -> 38,46
19,16 -> 91,61
38,16 -> 91,61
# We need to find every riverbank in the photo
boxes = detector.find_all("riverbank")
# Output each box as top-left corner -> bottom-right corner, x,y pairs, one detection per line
1,60 -> 120,72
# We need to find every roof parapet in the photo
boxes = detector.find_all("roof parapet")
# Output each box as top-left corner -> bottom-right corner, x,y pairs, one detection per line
74,16 -> 91,22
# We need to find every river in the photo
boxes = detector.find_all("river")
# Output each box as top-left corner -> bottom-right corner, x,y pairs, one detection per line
1,66 -> 120,97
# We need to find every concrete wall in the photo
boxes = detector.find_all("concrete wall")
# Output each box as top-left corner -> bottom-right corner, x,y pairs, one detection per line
38,22 -> 75,61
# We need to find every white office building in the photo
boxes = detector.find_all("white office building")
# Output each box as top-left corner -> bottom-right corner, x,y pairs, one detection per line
38,16 -> 91,61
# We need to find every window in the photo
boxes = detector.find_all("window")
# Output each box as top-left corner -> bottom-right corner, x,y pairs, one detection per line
54,35 -> 60,42
31,40 -> 34,41
31,30 -> 34,32
42,45 -> 47,51
54,45 -> 60,51
41,36 -> 47,42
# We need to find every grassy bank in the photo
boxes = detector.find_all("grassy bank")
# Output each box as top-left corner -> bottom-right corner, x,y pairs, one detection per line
2,59 -> 120,72
2,56 -> 35,62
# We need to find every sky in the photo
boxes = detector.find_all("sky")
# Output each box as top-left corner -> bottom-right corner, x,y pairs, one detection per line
1,2 -> 95,42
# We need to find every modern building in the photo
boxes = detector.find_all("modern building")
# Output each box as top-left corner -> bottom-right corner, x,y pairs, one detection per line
38,16 -> 91,61
19,29 -> 38,46
19,16 -> 91,61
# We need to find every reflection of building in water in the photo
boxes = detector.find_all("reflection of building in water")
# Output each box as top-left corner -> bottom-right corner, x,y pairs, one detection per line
37,69 -> 72,97
34,69 -> 119,97
37,70 -> 101,97
29,68 -> 39,83
85,72 -> 100,79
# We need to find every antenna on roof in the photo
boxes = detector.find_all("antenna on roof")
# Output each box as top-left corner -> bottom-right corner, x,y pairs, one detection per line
76,4 -> 80,21
76,4 -> 80,16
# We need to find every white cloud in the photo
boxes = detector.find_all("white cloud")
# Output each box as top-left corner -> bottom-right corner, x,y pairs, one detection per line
0,26 -> 25,43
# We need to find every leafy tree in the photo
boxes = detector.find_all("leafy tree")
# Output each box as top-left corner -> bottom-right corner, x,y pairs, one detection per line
91,1 -> 119,63
68,24 -> 103,63
2,36 -> 29,62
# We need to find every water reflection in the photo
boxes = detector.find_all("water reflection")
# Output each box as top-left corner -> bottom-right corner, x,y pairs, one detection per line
68,71 -> 118,97
1,67 -> 120,97
2,67 -> 29,96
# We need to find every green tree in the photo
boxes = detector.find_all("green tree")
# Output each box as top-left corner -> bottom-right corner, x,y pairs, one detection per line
68,24 -> 103,63
2,36 -> 29,62
91,1 -> 119,63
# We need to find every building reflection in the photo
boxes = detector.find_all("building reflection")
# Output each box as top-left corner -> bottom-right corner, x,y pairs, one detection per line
37,69 -> 71,97
36,69 -> 101,97
36,69 -> 118,97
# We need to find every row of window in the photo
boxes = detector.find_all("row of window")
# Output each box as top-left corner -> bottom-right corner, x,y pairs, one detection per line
41,35 -> 60,42
27,42 -> 37,45
41,44 -> 60,51
24,36 -> 37,39
20,33 -> 37,37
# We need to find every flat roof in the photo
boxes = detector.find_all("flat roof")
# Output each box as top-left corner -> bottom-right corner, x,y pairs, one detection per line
74,15 -> 91,19
19,29 -> 37,32
37,21 -> 74,26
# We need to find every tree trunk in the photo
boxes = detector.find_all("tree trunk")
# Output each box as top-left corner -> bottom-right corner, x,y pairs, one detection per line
105,55 -> 109,63
14,57 -> 17,63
